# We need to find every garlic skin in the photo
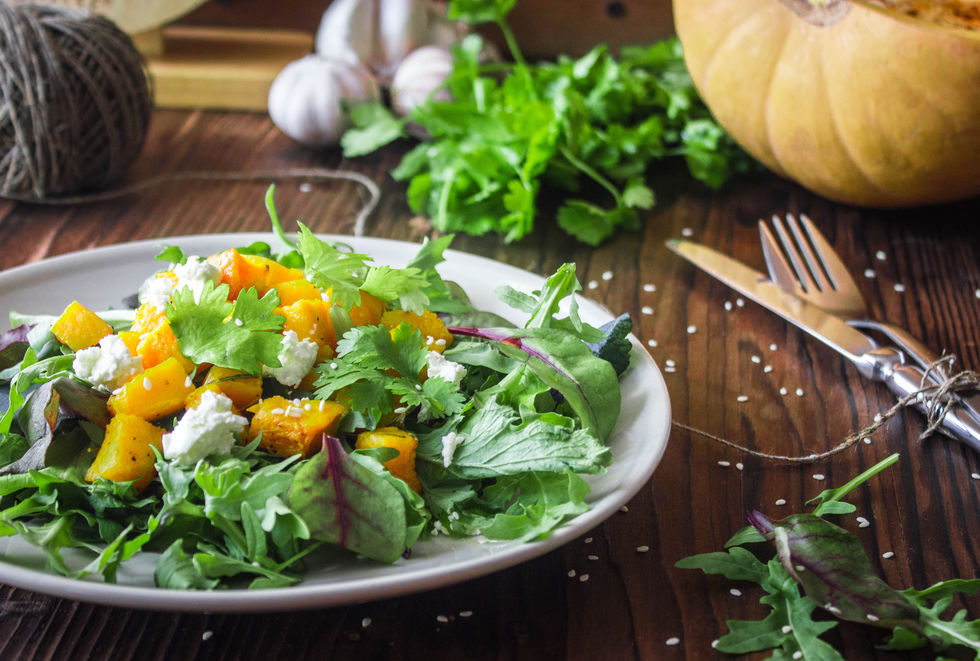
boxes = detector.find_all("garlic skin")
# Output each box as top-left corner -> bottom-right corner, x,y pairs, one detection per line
390,45 -> 453,117
268,55 -> 380,147
316,0 -> 429,81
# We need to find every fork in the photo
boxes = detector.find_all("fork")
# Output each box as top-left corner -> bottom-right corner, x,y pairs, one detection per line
758,213 -> 942,375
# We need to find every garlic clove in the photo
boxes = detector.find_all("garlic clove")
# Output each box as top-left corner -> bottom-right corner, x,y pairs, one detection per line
268,55 -> 380,148
390,45 -> 453,117
315,0 -> 376,67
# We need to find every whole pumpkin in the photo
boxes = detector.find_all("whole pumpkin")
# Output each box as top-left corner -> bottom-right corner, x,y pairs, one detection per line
673,0 -> 980,207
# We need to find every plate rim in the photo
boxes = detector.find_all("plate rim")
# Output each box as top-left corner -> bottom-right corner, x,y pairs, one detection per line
0,232 -> 671,612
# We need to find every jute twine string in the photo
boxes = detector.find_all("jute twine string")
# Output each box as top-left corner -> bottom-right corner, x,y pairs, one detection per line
0,2 -> 151,198
1,168 -> 383,235
674,355 -> 980,463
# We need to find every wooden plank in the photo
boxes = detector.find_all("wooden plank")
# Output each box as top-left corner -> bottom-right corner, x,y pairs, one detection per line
146,25 -> 313,111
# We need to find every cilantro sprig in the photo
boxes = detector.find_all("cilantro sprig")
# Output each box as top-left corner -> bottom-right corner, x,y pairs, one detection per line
341,1 -> 755,245
677,455 -> 980,659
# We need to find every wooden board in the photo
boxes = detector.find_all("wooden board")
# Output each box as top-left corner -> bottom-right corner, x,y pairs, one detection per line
144,25 -> 314,112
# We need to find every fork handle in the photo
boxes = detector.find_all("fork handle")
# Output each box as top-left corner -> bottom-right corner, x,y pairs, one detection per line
873,350 -> 980,452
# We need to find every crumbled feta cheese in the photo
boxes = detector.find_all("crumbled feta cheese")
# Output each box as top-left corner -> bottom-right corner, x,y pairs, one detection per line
441,431 -> 465,467
426,351 -> 466,385
72,335 -> 142,391
162,391 -> 246,466
172,256 -> 221,303
263,330 -> 318,388
137,274 -> 176,311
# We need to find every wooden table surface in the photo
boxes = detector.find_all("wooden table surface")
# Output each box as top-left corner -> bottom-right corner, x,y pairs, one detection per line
1,110 -> 978,660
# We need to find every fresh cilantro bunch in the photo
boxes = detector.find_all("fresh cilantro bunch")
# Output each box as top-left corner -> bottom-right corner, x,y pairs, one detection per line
677,455 -> 980,659
341,0 -> 755,245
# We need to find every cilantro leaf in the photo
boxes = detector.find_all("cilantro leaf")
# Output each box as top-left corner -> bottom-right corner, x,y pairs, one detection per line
341,103 -> 408,157
297,223 -> 372,310
155,245 -> 187,265
360,265 -> 430,315
166,280 -> 284,373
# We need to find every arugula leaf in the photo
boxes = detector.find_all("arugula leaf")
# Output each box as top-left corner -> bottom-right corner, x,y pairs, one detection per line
496,263 -> 602,341
155,245 -> 187,265
166,280 -> 284,373
585,313 -> 633,376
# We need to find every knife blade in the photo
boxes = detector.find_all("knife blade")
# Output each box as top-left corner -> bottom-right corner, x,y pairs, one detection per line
666,238 -> 980,452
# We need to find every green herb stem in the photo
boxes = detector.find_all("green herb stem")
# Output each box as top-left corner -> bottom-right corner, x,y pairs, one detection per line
559,147 -> 622,206
812,452 -> 899,516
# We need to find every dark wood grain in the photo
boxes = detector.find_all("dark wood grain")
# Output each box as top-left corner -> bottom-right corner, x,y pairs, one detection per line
1,109 -> 978,660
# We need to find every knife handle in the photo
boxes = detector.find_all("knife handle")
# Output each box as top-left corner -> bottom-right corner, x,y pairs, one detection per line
874,350 -> 980,452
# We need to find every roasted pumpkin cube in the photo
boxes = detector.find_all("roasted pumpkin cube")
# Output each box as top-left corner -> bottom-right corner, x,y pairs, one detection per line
326,288 -> 386,326
108,357 -> 193,421
135,318 -> 194,371
202,366 -> 262,409
130,302 -> 168,335
247,396 -> 347,458
85,414 -> 165,491
380,309 -> 453,354
206,249 -> 304,300
51,301 -> 113,351
279,298 -> 336,362
241,254 -> 304,291
355,427 -> 422,493
274,278 -> 322,306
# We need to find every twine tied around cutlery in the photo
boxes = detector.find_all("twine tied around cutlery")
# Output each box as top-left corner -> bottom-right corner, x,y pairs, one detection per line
673,355 -> 980,463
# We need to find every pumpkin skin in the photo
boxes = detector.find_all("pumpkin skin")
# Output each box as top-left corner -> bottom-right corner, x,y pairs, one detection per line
673,0 -> 980,207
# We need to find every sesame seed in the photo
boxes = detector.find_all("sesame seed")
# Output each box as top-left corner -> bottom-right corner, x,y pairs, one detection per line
646,339 -> 658,348
142,377 -> 153,391
620,505 -> 630,513
857,517 -> 870,528
361,618 -> 372,628
434,338 -> 446,346
234,318 -> 244,326
971,472 -> 980,480
781,625 -> 792,634
779,387 -> 788,396
330,362 -> 338,369
711,640 -> 719,649
813,474 -> 826,481
304,403 -> 312,410
681,227 -> 694,237
665,359 -> 676,367
568,569 -> 576,578
730,588 -> 742,597
863,437 -> 871,444
894,283 -> 906,293
867,614 -> 880,622
665,637 -> 680,646
641,306 -> 654,315
587,554 -> 599,561
864,269 -> 876,278
763,365 -> 773,373
793,652 -> 803,660
775,498 -> 787,506
796,565 -> 806,572
876,250 -> 887,260
718,460 -> 731,467
318,400 -> 325,412
459,611 -> 473,618
643,283 -> 657,292
795,388 -> 804,396
736,298 -> 745,307
736,395 -> 749,402
588,280 -> 599,290
874,414 -> 883,423
579,574 -> 590,582
202,630 -> 213,641
425,336 -> 434,345
751,355 -> 761,364
664,366 -> 676,373
299,182 -> 313,193
736,462 -> 744,471
285,406 -> 304,418
769,343 -> 778,351
415,384 -> 422,391
393,406 -> 407,414
585,537 -> 593,543
270,408 -> 285,416
723,301 -> 733,311
636,545 -> 650,553
882,551 -> 894,559
601,271 -> 614,281
686,325 -> 697,334
185,376 -> 193,387
975,289 -> 980,299
436,615 -> 449,623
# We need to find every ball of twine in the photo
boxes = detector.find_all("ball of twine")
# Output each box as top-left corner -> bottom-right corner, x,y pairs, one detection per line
0,2 -> 152,200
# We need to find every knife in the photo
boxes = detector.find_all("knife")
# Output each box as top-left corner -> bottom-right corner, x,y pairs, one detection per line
666,238 -> 980,452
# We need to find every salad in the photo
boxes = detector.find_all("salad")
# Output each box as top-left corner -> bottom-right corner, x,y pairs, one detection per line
0,191 -> 631,590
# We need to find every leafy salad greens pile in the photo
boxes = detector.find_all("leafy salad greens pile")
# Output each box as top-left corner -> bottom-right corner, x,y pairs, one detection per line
678,454 -> 980,660
0,191 -> 632,589
342,0 -> 756,245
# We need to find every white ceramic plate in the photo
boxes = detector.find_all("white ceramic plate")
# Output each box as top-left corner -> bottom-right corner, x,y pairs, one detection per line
0,233 -> 670,612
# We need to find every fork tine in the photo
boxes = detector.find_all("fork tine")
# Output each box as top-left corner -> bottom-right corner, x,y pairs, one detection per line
758,220 -> 805,295
785,213 -> 832,292
796,214 -> 862,300
770,214 -> 819,293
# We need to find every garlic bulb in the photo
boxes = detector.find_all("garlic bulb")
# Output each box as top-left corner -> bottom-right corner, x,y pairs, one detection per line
316,0 -> 429,81
268,55 -> 380,147
390,45 -> 453,117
